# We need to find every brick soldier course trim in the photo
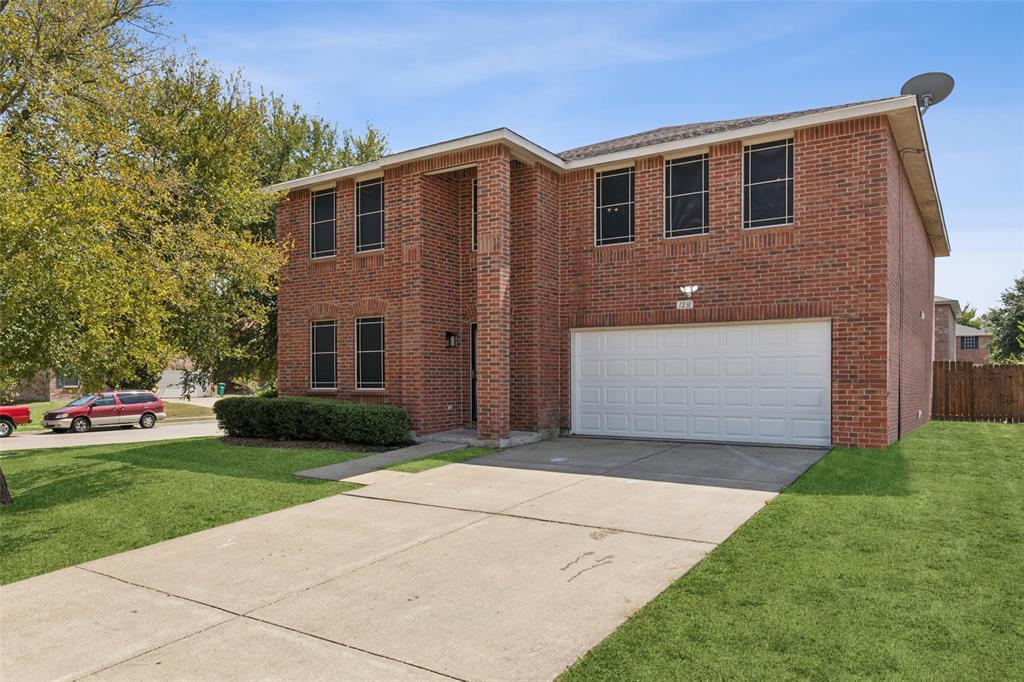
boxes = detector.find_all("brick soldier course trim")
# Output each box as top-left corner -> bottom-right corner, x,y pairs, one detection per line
274,98 -> 949,448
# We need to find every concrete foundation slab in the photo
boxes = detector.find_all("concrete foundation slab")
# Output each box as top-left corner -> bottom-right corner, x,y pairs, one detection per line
85,617 -> 447,681
0,568 -> 230,682
83,495 -> 484,613
252,515 -> 709,682
345,462 -> 588,513
506,476 -> 775,543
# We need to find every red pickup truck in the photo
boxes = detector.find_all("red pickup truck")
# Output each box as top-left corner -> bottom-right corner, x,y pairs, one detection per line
0,405 -> 31,438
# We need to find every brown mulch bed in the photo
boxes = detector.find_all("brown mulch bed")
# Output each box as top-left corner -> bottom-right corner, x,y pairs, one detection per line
220,436 -> 398,452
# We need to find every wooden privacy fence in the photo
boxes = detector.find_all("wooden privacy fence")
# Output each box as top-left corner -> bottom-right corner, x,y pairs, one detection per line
932,361 -> 1024,423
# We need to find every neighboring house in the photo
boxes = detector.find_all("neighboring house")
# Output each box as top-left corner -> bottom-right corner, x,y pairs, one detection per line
13,361 -> 211,403
955,324 -> 992,365
934,296 -> 961,361
933,296 -> 992,365
270,95 -> 949,448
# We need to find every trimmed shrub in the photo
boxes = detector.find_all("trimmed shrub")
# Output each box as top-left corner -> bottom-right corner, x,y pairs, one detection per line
213,397 -> 409,446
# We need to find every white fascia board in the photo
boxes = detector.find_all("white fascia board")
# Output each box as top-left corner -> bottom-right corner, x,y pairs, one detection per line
562,97 -> 919,169
262,128 -> 563,193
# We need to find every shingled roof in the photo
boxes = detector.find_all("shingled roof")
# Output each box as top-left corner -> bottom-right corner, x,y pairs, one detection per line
558,98 -> 894,161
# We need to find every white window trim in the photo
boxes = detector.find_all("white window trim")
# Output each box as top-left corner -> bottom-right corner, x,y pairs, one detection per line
742,138 -> 794,230
310,188 -> 337,259
355,316 -> 385,390
309,320 -> 337,390
355,178 -> 385,253
664,153 -> 709,239
594,167 -> 635,247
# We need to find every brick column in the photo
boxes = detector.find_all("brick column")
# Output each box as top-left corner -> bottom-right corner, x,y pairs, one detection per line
475,149 -> 512,441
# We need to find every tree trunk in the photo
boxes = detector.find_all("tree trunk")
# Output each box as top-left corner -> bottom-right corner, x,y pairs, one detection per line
0,467 -> 12,506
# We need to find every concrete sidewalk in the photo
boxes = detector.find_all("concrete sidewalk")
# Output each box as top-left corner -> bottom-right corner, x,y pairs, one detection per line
1,438 -> 827,681
1,421 -> 223,453
292,441 -> 465,481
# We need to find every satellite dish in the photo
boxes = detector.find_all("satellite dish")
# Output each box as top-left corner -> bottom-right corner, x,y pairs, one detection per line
900,72 -> 954,114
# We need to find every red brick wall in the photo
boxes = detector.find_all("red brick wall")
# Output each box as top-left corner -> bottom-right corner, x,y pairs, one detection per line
934,304 -> 956,361
277,115 -> 936,447
957,335 -> 991,364
886,138 -> 935,441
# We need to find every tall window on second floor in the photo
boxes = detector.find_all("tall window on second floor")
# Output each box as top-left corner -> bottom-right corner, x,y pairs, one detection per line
356,178 -> 384,252
595,167 -> 634,246
310,189 -> 336,258
471,178 -> 479,251
665,154 -> 709,237
310,320 -> 336,389
743,138 -> 793,229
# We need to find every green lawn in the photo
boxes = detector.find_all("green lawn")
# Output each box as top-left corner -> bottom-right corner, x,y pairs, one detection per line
0,437 -> 364,585
387,446 -> 495,473
561,421 -> 1024,681
19,401 -> 63,431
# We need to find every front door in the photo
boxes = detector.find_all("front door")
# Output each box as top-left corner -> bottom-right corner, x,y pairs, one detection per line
470,323 -> 478,423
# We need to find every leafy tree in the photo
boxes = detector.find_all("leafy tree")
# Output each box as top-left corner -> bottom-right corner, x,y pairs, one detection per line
984,274 -> 1024,364
0,0 -> 387,395
956,303 -> 982,329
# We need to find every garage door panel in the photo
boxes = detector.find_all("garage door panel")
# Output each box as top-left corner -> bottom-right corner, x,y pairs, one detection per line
572,321 -> 831,446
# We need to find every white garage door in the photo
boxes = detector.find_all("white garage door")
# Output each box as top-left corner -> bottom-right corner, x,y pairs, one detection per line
571,320 -> 831,446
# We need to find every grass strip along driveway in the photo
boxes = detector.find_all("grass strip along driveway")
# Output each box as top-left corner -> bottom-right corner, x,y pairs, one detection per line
562,421 -> 1024,681
0,438 -> 358,584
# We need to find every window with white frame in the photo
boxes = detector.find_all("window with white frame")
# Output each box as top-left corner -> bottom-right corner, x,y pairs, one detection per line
743,138 -> 793,229
356,178 -> 384,252
310,320 -> 336,389
471,178 -> 478,251
595,167 -> 634,245
310,189 -> 336,258
665,154 -> 709,237
56,371 -> 79,389
960,336 -> 979,350
356,317 -> 385,389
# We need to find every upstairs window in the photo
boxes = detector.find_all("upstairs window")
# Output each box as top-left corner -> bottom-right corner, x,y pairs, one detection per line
960,336 -> 979,350
471,178 -> 478,251
665,154 -> 709,237
310,320 -> 337,389
356,317 -> 385,389
356,178 -> 384,252
743,138 -> 793,229
595,167 -> 634,246
310,189 -> 336,258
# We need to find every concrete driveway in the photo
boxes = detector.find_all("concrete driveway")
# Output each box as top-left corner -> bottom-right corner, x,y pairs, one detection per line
1,437 -> 827,681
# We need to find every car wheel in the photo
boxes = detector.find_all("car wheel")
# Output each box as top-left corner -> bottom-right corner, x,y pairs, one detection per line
0,419 -> 12,438
71,416 -> 91,433
140,413 -> 156,429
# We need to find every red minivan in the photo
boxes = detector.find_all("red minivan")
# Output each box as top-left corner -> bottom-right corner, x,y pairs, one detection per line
42,391 -> 166,433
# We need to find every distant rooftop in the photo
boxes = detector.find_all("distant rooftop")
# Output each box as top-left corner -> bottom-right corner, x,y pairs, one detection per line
956,324 -> 990,337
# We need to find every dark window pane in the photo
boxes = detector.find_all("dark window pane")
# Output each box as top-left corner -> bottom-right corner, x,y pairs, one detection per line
598,171 -> 632,206
599,205 -> 632,243
95,396 -> 115,406
357,212 -> 383,250
747,145 -> 788,184
748,181 -> 787,223
313,193 -> 334,222
668,194 -> 705,234
358,181 -> 382,213
358,320 -> 383,351
313,222 -> 335,256
668,160 -> 703,196
358,352 -> 383,387
313,324 -> 335,353
312,354 -> 335,386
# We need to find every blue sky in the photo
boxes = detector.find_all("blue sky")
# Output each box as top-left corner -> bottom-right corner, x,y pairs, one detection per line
164,1 -> 1023,313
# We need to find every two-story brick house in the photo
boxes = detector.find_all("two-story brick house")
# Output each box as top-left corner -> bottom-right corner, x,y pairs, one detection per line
270,95 -> 949,448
